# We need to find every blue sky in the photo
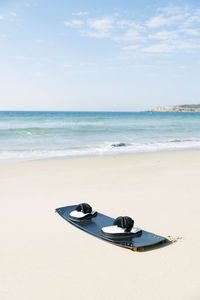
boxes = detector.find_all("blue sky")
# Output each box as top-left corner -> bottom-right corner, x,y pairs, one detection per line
0,0 -> 200,111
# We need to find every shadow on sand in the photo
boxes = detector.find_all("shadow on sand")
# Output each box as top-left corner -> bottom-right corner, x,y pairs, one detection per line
135,235 -> 183,252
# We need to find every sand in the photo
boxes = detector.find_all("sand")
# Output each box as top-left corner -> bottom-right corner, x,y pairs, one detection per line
1,151 -> 200,300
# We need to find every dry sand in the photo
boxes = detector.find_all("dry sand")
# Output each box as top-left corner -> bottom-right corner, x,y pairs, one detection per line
1,151 -> 200,300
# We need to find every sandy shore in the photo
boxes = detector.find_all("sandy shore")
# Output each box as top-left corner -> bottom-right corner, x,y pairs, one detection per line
1,151 -> 200,300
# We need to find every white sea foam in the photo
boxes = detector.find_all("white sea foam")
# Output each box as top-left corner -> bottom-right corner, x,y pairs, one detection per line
0,120 -> 105,130
1,138 -> 200,162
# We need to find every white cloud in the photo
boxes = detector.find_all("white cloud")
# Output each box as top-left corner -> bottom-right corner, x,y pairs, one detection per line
143,40 -> 200,54
0,12 -> 18,23
114,28 -> 144,42
146,6 -> 190,28
87,17 -> 114,31
9,12 -> 18,17
143,43 -> 174,53
146,13 -> 187,28
117,19 -> 132,27
158,6 -> 187,16
116,19 -> 143,30
63,19 -> 84,28
62,5 -> 200,55
79,17 -> 115,39
146,15 -> 168,28
173,40 -> 200,52
149,30 -> 178,40
123,45 -> 141,51
181,28 -> 200,36
73,12 -> 89,16
184,15 -> 200,26
81,29 -> 110,39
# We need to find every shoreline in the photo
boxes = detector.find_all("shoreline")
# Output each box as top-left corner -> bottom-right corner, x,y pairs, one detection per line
1,148 -> 200,165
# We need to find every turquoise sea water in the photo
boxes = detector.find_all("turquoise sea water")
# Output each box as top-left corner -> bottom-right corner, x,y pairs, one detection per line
0,111 -> 200,162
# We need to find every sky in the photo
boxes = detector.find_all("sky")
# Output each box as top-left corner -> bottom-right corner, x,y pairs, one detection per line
0,0 -> 200,111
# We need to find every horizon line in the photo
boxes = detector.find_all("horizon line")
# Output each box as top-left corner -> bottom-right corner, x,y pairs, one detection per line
0,109 -> 152,113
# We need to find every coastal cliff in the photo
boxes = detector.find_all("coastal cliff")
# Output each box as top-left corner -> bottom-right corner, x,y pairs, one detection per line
152,104 -> 200,112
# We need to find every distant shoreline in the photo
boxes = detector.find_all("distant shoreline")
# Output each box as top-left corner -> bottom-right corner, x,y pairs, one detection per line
152,104 -> 200,112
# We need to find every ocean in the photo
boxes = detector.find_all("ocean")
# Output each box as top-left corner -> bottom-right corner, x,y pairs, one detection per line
0,111 -> 200,162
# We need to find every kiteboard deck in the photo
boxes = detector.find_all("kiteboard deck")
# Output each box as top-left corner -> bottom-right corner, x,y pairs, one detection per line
55,205 -> 166,251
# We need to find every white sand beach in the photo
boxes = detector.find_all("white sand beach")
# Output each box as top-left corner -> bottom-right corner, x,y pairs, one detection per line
1,151 -> 200,300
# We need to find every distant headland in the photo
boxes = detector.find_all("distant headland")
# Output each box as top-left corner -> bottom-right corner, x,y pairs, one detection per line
152,104 -> 200,112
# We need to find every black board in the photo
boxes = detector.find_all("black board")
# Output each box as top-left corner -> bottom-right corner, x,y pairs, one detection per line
55,205 -> 166,251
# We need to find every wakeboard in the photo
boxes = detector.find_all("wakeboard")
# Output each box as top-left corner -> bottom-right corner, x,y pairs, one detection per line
55,205 -> 166,251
